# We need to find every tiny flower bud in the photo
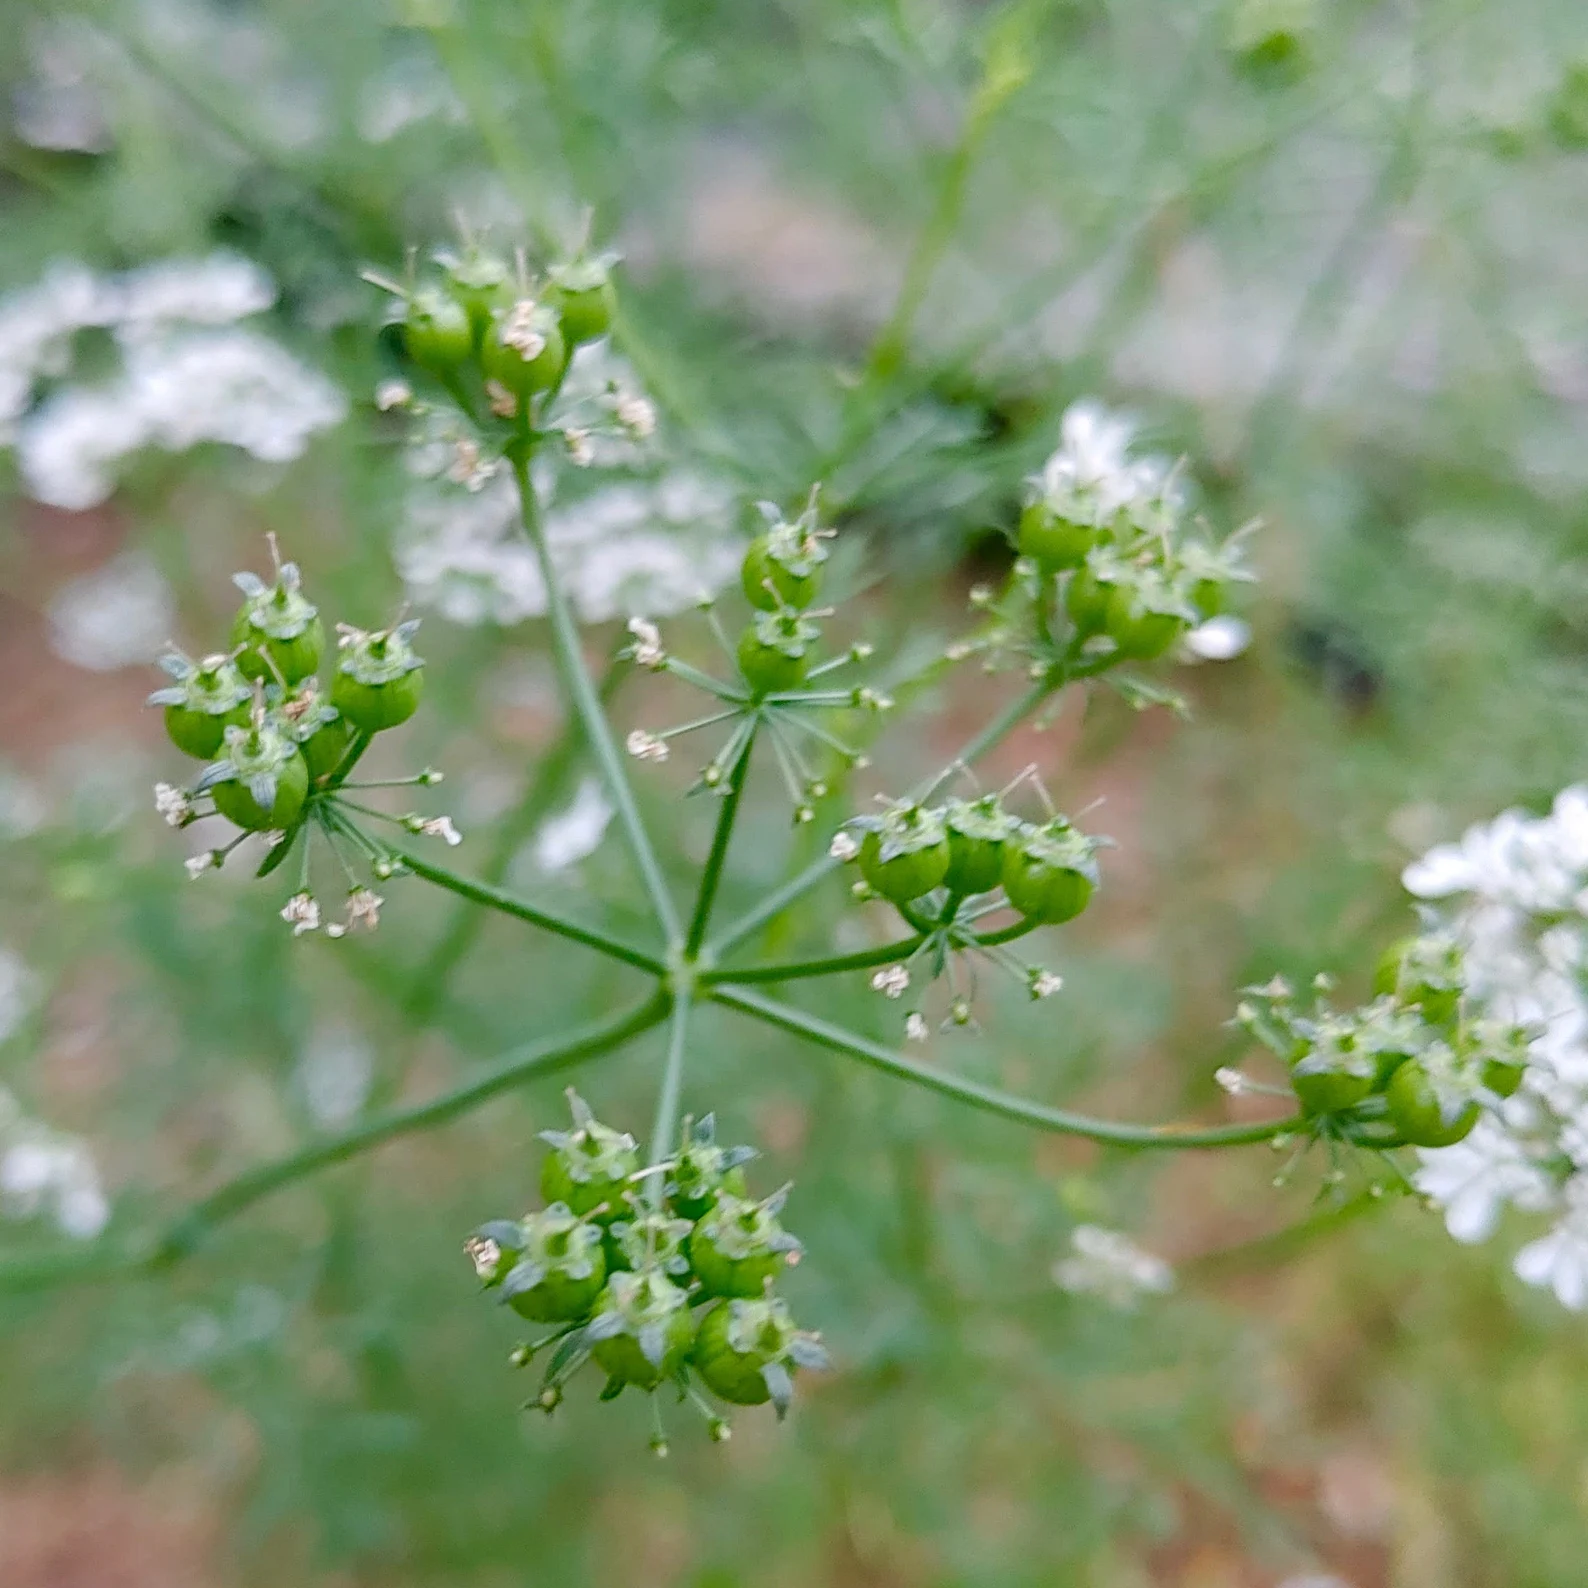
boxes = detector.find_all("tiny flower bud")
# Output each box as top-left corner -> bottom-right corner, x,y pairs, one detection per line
448,439 -> 499,491
280,891 -> 321,936
905,1012 -> 929,1042
627,617 -> 665,668
871,965 -> 910,999
829,831 -> 860,862
345,887 -> 383,932
708,1418 -> 732,1443
485,379 -> 518,419
375,380 -> 413,411
154,782 -> 192,828
793,804 -> 815,825
949,997 -> 973,1026
417,815 -> 463,846
615,393 -> 656,439
564,428 -> 594,467
702,763 -> 723,787
850,642 -> 874,661
1214,1066 -> 1251,1096
184,852 -> 216,880
626,729 -> 669,763
373,858 -> 397,880
420,768 -> 444,785
650,1436 -> 670,1459
464,1235 -> 502,1280
1028,969 -> 1064,999
509,1343 -> 533,1367
968,584 -> 994,609
850,880 -> 874,900
945,642 -> 972,662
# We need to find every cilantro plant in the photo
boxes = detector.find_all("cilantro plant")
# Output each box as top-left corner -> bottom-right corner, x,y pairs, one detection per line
0,232 -> 1543,1454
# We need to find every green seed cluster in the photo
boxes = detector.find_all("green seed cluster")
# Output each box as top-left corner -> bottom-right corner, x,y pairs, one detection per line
387,242 -> 615,417
1017,469 -> 1251,663
735,495 -> 833,699
467,1096 -> 826,1439
150,550 -> 425,833
841,794 -> 1102,925
1238,935 -> 1532,1149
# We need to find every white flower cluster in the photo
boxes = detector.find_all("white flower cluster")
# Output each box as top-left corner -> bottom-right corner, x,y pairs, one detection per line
0,1086 -> 110,1241
1406,787 -> 1588,1308
396,467 -> 742,627
1052,1224 -> 1174,1309
0,254 -> 345,509
1039,399 -> 1176,523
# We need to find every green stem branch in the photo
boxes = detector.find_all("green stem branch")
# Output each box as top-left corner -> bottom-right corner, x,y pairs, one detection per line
684,726 -> 755,959
394,845 -> 664,975
712,986 -> 1298,1150
708,675 -> 1055,957
511,455 -> 680,940
647,990 -> 692,1198
0,995 -> 670,1295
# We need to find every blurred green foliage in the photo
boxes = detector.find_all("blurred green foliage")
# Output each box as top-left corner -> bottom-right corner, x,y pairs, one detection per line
4,0 -> 1588,1583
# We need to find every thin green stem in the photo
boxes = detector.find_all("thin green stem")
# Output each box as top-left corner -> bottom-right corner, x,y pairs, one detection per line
647,990 -> 693,1202
322,730 -> 374,792
685,725 -> 756,959
408,653 -> 624,1019
394,845 -> 664,975
510,455 -> 680,940
712,986 -> 1299,1150
0,996 -> 670,1294
970,919 -> 1038,950
708,675 -> 1056,957
703,934 -> 926,986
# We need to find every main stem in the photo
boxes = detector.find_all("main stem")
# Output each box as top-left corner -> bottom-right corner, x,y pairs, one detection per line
510,453 -> 680,941
647,989 -> 692,1202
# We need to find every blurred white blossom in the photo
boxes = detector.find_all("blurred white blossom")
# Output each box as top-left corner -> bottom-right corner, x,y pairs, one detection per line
46,550 -> 175,671
0,253 -> 344,508
1053,1224 -> 1174,1308
1033,399 -> 1176,523
527,777 -> 614,874
397,468 -> 740,626
1183,615 -> 1252,661
0,949 -> 36,1045
296,1021 -> 374,1130
0,1086 -> 109,1240
1405,786 -> 1588,1307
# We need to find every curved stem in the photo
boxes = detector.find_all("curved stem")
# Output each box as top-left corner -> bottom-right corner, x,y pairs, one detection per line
970,919 -> 1038,950
708,675 -> 1056,957
684,725 -> 755,959
711,985 -> 1300,1150
646,989 -> 692,1204
393,845 -> 664,975
704,934 -> 926,986
0,995 -> 671,1294
510,454 -> 680,940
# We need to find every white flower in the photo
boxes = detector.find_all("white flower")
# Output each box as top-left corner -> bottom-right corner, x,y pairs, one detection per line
1413,1120 -> 1555,1245
465,1235 -> 502,1280
828,830 -> 860,862
0,950 -> 36,1045
1053,1225 -> 1174,1308
153,782 -> 191,827
627,616 -> 665,669
344,888 -> 383,932
529,777 -> 613,873
280,891 -> 321,935
0,1088 -> 109,1241
375,379 -> 413,411
904,1012 -> 929,1042
1214,1066 -> 1253,1096
1183,615 -> 1251,662
564,427 -> 594,467
47,552 -> 174,671
626,730 -> 669,764
296,1019 -> 373,1130
415,815 -> 463,846
871,965 -> 909,999
1029,969 -> 1063,999
184,851 -> 216,879
499,300 -> 546,358
1514,1179 -> 1588,1309
447,439 -> 499,492
615,393 -> 656,439
1035,399 -> 1172,524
